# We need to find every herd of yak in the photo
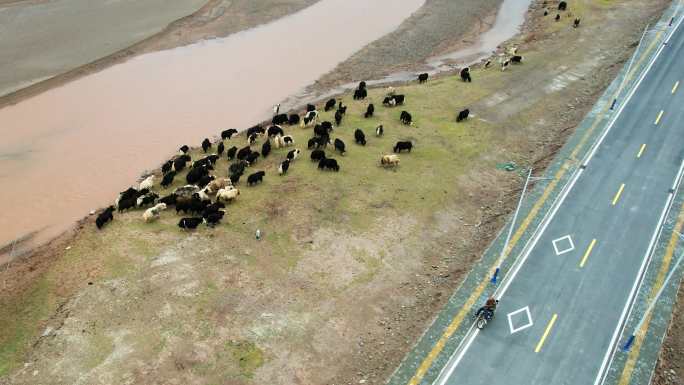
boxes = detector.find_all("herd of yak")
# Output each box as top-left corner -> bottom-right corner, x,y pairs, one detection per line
94,27 -> 541,232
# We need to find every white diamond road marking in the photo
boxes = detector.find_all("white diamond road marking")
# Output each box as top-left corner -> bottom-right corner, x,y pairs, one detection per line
507,306 -> 534,334
552,235 -> 575,255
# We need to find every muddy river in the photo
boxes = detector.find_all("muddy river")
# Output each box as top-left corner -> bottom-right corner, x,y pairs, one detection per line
0,0 -> 532,259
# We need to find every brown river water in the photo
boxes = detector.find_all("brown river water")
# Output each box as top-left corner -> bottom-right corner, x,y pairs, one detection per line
0,0 -> 532,260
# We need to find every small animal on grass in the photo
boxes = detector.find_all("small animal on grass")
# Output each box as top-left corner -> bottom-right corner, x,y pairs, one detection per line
272,113 -> 288,125
365,104 -> 375,118
96,206 -> 115,229
418,73 -> 429,83
143,203 -> 167,223
354,129 -> 366,145
457,108 -> 470,122
203,211 -> 225,227
394,141 -> 413,153
310,149 -> 326,162
282,135 -> 294,146
216,187 -> 240,203
262,140 -> 272,158
247,171 -> 265,185
202,138 -> 211,153
237,146 -> 252,161
381,154 -> 400,167
289,114 -> 300,125
334,110 -> 344,126
139,175 -> 154,190
279,159 -> 290,175
178,217 -> 203,230
287,148 -> 301,161
353,88 -> 367,100
325,98 -> 337,111
161,171 -> 176,187
248,133 -> 258,145
376,125 -> 384,137
400,111 -> 413,125
179,145 -> 190,154
267,125 -> 284,137
245,151 -> 260,165
226,146 -> 238,160
573,18 -> 581,28
318,157 -> 340,172
334,138 -> 346,155
460,67 -> 472,82
511,55 -> 523,64
558,1 -> 567,11
555,13 -> 561,21
217,141 -> 225,156
221,128 -> 238,139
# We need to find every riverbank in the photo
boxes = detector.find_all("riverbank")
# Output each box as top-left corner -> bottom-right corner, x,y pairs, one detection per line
0,0 -> 671,384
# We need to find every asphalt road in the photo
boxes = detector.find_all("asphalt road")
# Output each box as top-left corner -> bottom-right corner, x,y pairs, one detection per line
434,15 -> 684,385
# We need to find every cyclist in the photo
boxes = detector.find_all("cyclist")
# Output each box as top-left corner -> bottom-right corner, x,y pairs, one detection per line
475,297 -> 499,321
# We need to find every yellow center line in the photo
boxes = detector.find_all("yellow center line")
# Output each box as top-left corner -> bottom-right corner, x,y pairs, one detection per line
673,81 -> 680,94
655,110 -> 664,125
617,209 -> 684,385
405,28 -> 665,385
612,183 -> 626,206
636,144 -> 646,158
535,314 -> 559,353
579,239 -> 597,268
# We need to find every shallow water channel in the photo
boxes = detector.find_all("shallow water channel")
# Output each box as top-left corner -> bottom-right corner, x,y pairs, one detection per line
0,0 -> 532,259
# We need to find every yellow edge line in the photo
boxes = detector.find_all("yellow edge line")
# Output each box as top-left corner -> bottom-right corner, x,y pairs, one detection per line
617,208 -> 684,385
535,314 -> 559,353
655,110 -> 664,125
579,239 -> 597,268
637,144 -> 646,159
672,81 -> 680,94
612,183 -> 626,206
405,29 -> 664,385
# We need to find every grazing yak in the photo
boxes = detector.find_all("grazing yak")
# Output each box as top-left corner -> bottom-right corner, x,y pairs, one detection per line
161,171 -> 176,187
558,1 -> 567,10
202,202 -> 225,218
306,104 -> 316,112
337,102 -> 347,115
201,138 -> 212,153
511,55 -> 523,64
353,88 -> 368,100
229,161 -> 248,176
501,59 -> 511,71
318,157 -> 340,172
204,211 -> 225,227
573,18 -> 581,28
245,151 -> 260,165
282,135 -> 294,147
287,148 -> 301,161
418,73 -> 429,83
354,129 -> 366,145
117,198 -> 137,212
289,114 -> 300,125
229,173 -> 242,185
178,217 -> 203,230
96,206 -> 115,229
247,171 -> 265,185
460,67 -> 472,82
206,178 -> 231,194
267,125 -> 284,137
365,104 -> 375,118
383,94 -> 405,107
159,194 -> 177,206
162,159 -> 173,174
320,121 -> 334,133
376,125 -> 384,137
237,146 -> 252,161
334,138 -> 346,155
358,81 -> 367,90
139,175 -> 155,190
221,128 -> 238,140
394,141 -> 413,153
226,146 -> 238,160
217,187 -> 240,203
217,141 -> 225,156
457,108 -> 470,122
248,133 -> 258,145
381,154 -> 400,167
143,203 -> 167,223
246,125 -> 265,137
137,193 -> 159,208
400,111 -> 413,125
186,165 -> 210,184
310,149 -> 326,162
272,113 -> 288,125
279,159 -> 290,175
334,110 -> 344,126
176,198 -> 208,215
325,98 -> 337,111
198,174 -> 215,188
174,185 -> 200,200
301,110 -> 319,127
555,13 -> 561,21
262,140 -> 272,158
179,145 -> 190,154
173,155 -> 191,172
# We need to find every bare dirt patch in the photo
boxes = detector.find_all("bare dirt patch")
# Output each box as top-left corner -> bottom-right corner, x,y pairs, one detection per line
0,0 -> 672,384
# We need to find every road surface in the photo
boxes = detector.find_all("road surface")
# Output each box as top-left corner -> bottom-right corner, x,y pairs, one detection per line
435,13 -> 684,385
